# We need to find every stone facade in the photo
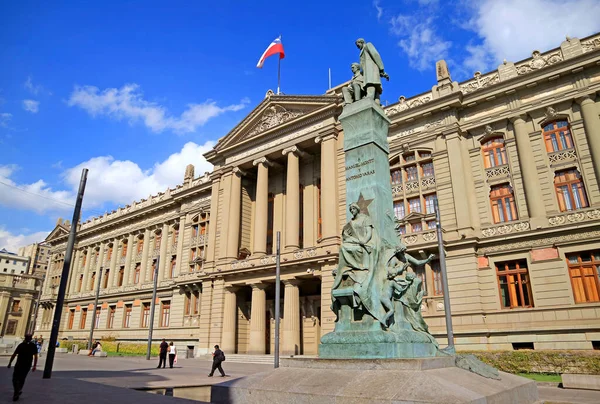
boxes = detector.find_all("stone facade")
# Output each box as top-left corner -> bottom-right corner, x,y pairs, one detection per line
37,33 -> 600,353
1,249 -> 29,275
0,273 -> 41,340
18,242 -> 50,275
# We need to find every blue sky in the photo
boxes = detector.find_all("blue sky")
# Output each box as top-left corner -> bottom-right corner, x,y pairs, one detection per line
1,0 -> 599,251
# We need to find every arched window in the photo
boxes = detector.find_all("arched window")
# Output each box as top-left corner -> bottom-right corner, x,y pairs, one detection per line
555,169 -> 588,211
482,137 -> 507,168
543,121 -> 574,153
490,184 -> 518,223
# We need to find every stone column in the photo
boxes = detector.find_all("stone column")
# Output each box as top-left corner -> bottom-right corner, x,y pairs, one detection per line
248,283 -> 268,354
446,133 -> 473,231
225,168 -> 243,260
283,147 -> 304,251
158,223 -> 169,281
141,229 -> 151,282
578,95 -> 600,189
16,295 -> 33,336
123,234 -> 134,285
68,250 -> 81,294
221,286 -> 238,354
511,116 -> 546,226
95,243 -> 105,291
81,246 -> 93,293
282,280 -> 301,355
316,132 -> 339,241
253,158 -> 272,256
174,217 -> 186,277
206,176 -> 220,264
108,241 -> 118,288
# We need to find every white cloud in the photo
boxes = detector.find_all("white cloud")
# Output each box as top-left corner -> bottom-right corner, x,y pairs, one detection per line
68,83 -> 249,134
0,164 -> 75,214
0,227 -> 50,253
24,76 -> 43,95
464,0 -> 600,70
373,0 -> 383,20
0,141 -> 215,215
22,99 -> 40,113
390,16 -> 452,71
0,113 -> 12,127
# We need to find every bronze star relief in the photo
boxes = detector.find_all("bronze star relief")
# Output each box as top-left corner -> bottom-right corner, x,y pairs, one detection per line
356,193 -> 374,216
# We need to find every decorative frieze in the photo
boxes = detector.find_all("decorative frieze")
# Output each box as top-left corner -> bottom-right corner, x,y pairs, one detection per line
231,260 -> 251,270
460,71 -> 500,94
405,181 -> 420,193
548,209 -> 600,226
515,50 -> 563,75
420,177 -> 436,189
401,232 -> 437,245
479,230 -> 600,254
485,165 -> 511,180
582,36 -> 600,53
548,149 -> 577,164
481,221 -> 530,238
385,93 -> 433,116
391,184 -> 403,195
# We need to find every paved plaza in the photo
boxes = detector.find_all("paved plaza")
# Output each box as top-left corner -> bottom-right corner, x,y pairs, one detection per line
1,354 -> 600,403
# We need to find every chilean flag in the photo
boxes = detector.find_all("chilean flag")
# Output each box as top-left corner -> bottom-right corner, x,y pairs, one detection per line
257,36 -> 285,68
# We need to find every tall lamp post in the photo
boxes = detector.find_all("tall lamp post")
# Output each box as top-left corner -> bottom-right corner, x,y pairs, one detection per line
88,267 -> 103,351
434,199 -> 455,352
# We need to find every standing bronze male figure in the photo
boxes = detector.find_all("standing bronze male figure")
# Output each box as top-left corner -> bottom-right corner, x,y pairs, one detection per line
355,38 -> 389,105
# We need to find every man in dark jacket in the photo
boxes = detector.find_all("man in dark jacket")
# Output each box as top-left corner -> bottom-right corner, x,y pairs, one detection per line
208,345 -> 226,377
7,334 -> 38,401
157,338 -> 168,369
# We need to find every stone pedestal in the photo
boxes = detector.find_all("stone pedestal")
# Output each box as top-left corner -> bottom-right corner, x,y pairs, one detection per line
339,98 -> 395,246
211,357 -> 538,404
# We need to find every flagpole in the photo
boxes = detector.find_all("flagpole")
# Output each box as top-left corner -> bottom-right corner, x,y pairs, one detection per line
277,57 -> 281,95
277,34 -> 282,95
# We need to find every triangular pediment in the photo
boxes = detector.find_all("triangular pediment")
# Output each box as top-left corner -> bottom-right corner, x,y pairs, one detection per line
45,224 -> 69,242
401,212 -> 426,223
213,94 -> 339,153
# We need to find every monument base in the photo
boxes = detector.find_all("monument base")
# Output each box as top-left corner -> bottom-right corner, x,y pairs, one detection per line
210,357 -> 538,404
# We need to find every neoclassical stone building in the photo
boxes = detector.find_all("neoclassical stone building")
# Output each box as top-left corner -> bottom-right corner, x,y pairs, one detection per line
38,33 -> 600,354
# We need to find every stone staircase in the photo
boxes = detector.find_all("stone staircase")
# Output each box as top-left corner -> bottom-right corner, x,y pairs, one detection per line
196,354 -> 317,364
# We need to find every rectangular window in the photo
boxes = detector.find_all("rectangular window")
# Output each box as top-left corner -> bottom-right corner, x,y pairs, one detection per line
406,165 -> 418,181
80,309 -> 88,329
412,223 -> 422,232
544,121 -> 574,152
194,292 -> 200,315
408,197 -> 421,213
393,200 -> 405,220
266,193 -> 275,255
192,224 -> 199,237
107,246 -> 113,261
169,257 -> 176,278
134,264 -> 141,284
317,179 -> 322,239
172,228 -> 179,245
6,320 -> 17,335
103,269 -> 110,289
397,225 -> 406,235
427,220 -> 436,230
421,162 -> 434,178
555,169 -> 589,212
78,275 -> 83,292
432,261 -> 443,296
161,301 -> 170,327
391,169 -> 402,185
123,305 -> 132,328
151,260 -> 158,281
424,194 -> 437,214
404,153 -> 416,163
107,306 -> 115,329
299,184 -> 304,248
200,222 -> 207,235
118,267 -> 124,287
415,266 -> 427,296
95,308 -> 101,328
154,233 -> 162,249
490,184 -> 518,223
482,137 -> 508,168
567,251 -> 600,303
184,293 -> 192,316
121,242 -> 127,257
496,260 -> 533,309
137,239 -> 144,253
68,310 -> 75,329
11,300 -> 20,313
141,303 -> 150,327
90,272 -> 96,291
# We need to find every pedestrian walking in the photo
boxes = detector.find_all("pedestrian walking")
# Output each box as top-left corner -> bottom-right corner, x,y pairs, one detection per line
168,342 -> 177,368
157,338 -> 168,368
208,344 -> 226,377
7,334 -> 38,402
